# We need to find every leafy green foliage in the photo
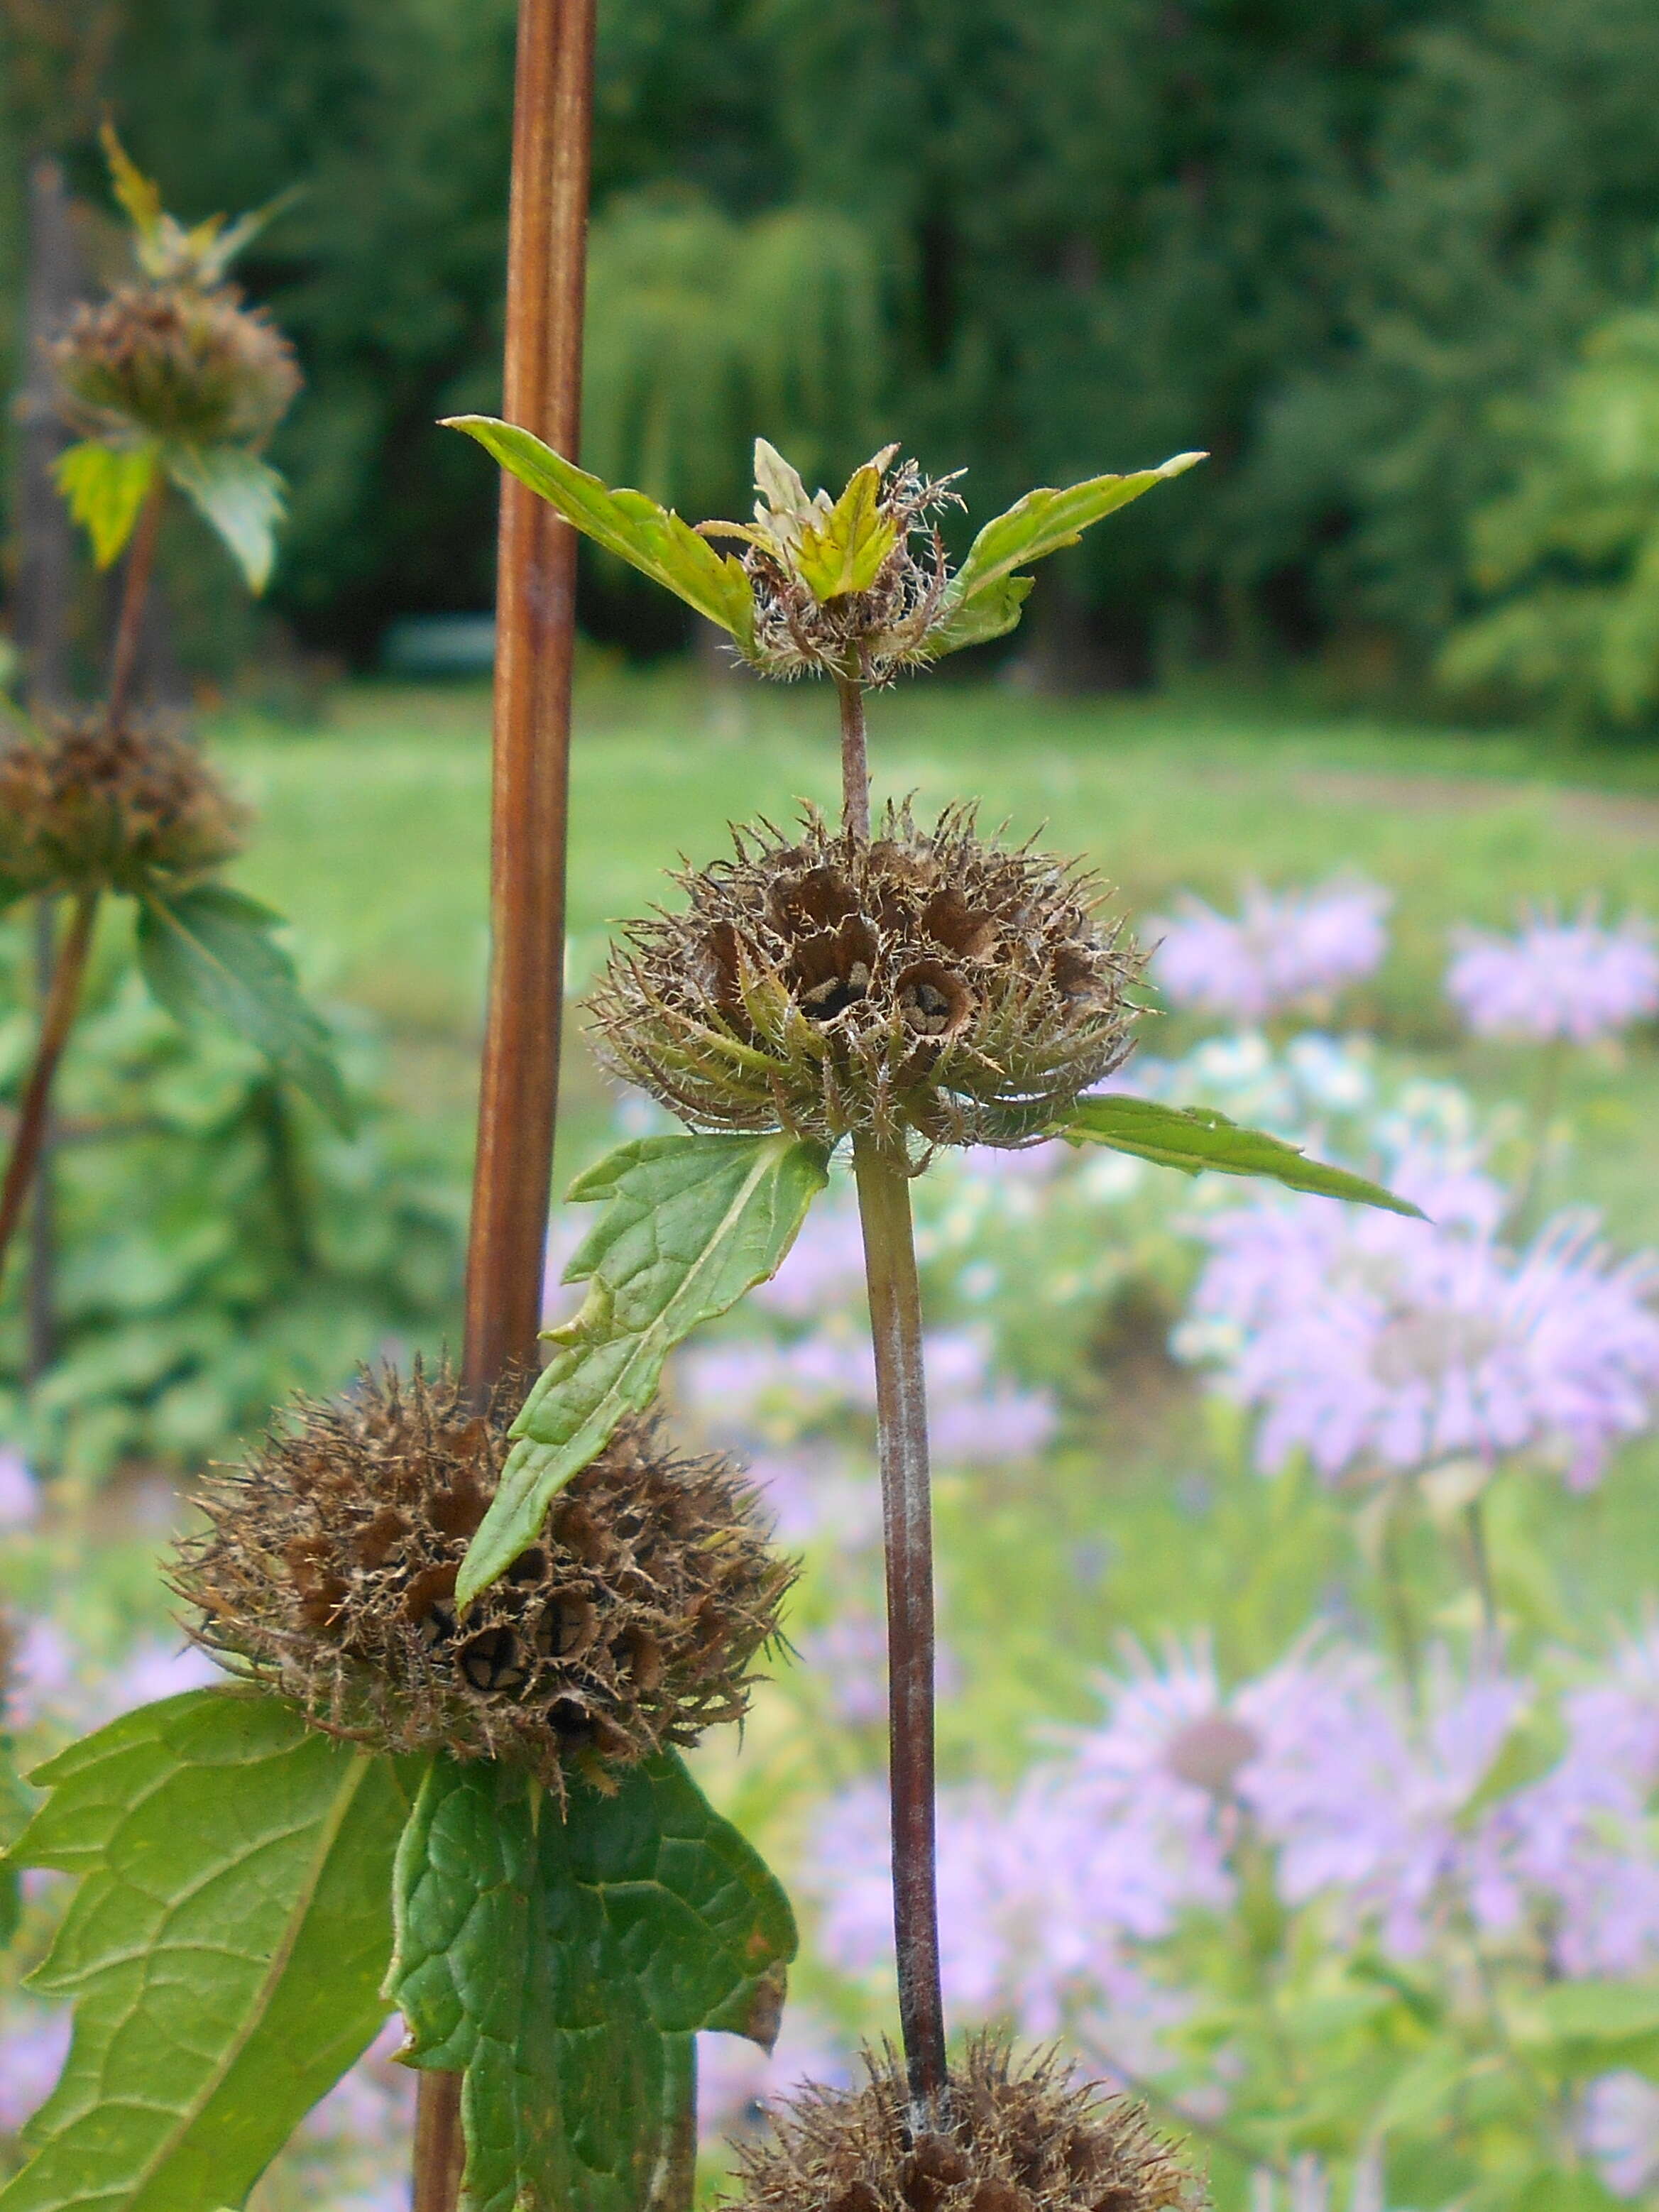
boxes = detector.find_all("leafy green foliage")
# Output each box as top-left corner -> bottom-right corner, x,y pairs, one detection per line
0,1742 -> 33,1951
163,448 -> 285,596
135,884 -> 351,1134
51,444 -> 160,572
388,1749 -> 794,2212
0,1689 -> 407,2212
1058,1095 -> 1423,1217
442,419 -> 757,649
459,1132 -> 829,1605
0,924 -> 466,1479
792,464 -> 897,603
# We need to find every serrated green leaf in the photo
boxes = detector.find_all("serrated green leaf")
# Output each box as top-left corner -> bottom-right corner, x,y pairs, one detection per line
793,464 -> 897,602
925,573 -> 1034,657
388,1750 -> 793,2212
458,1132 -> 828,1606
0,1688 -> 407,2212
53,442 -> 160,570
164,446 -> 285,593
0,1736 -> 35,1949
136,884 -> 353,1134
1058,1095 -> 1425,1217
931,453 -> 1205,659
444,417 -> 756,649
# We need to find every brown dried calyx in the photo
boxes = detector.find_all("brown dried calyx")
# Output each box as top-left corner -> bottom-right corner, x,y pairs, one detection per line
590,803 -> 1144,1152
731,2037 -> 1205,2212
0,715 -> 246,901
53,283 -> 300,450
173,1361 -> 794,1790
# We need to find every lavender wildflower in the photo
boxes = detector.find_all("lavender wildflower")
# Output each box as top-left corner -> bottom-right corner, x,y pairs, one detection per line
0,1449 -> 40,1530
0,2005 -> 71,2133
1447,904 -> 1659,1044
1183,1166 -> 1659,1489
1151,879 -> 1391,1026
1583,2073 -> 1659,2199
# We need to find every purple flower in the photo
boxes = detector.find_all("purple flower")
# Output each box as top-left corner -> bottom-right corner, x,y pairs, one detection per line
1584,2072 -> 1659,2199
0,1448 -> 40,1529
924,1331 -> 1058,1467
1447,904 -> 1659,1044
0,2005 -> 70,2132
791,1607 -> 960,1725
1183,1169 -> 1659,1489
742,1447 -> 881,1548
1151,879 -> 1391,1026
1237,1645 -> 1523,1957
752,1195 -> 867,1318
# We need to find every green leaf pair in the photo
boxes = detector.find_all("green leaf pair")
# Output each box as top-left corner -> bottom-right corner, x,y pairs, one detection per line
136,882 -> 354,1134
388,1751 -> 795,2212
458,1131 -> 829,1606
54,440 -> 285,593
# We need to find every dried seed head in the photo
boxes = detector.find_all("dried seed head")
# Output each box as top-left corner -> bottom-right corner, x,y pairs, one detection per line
53,283 -> 300,449
171,1361 -> 795,1790
589,804 -> 1144,1151
732,2037 -> 1205,2212
0,715 -> 246,900
708,442 -> 963,684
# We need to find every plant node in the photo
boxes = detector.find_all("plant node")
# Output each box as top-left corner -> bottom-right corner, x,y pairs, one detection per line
53,283 -> 300,450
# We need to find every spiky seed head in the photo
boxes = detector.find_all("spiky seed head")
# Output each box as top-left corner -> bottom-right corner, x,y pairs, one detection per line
732,2037 -> 1205,2212
172,1362 -> 795,1790
0,715 -> 246,901
709,442 -> 963,684
588,804 -> 1144,1153
53,283 -> 300,450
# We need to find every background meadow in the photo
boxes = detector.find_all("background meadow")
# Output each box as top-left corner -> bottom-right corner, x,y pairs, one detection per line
5,667 -> 1659,2208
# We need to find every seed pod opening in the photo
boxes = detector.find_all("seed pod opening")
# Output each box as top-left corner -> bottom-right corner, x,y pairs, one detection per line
171,1362 -> 795,1790
589,804 -> 1144,1151
732,2037 -> 1205,2212
0,715 -> 246,901
53,283 -> 300,450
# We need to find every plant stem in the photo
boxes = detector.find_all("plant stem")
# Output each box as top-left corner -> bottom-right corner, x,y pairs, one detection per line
853,1130 -> 948,2121
106,474 -> 165,726
1465,1496 -> 1499,1660
0,890 -> 97,1294
836,671 -> 870,841
413,0 -> 596,2203
1509,1037 -> 1565,1239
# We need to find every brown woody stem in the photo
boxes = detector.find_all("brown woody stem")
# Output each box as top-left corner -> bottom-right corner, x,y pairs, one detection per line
837,671 -> 870,842
0,890 -> 98,1294
413,0 -> 596,2203
106,473 -> 165,726
853,1130 -> 948,2120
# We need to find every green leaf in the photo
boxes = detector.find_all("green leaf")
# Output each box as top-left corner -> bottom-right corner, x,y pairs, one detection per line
1058,1095 -> 1425,1217
0,1737 -> 35,1949
443,417 -> 756,649
793,464 -> 898,601
931,452 -> 1205,658
53,442 -> 160,570
388,1750 -> 794,2212
163,446 -> 285,593
1531,1982 -> 1659,2045
136,884 -> 354,1133
1457,1706 -> 1568,1827
925,573 -> 1034,657
100,124 -> 163,248
0,1688 -> 407,2212
457,1132 -> 828,1606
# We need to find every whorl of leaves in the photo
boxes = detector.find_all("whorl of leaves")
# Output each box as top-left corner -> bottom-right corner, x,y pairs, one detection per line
173,1361 -> 794,1792
53,282 -> 300,450
0,713 -> 246,902
589,804 -> 1144,1152
732,2036 -> 1205,2212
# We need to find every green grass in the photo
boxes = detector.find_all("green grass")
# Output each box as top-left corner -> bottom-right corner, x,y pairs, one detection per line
209,665 -> 1659,1236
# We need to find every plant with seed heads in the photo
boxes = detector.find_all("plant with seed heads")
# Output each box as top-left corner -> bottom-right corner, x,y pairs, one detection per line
0,135 -> 346,1315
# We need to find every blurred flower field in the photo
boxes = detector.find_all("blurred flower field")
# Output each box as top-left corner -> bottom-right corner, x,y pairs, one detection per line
6,673 -> 1659,2209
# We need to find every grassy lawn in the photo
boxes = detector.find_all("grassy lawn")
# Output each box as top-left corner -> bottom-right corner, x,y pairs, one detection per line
213,664 -> 1659,1236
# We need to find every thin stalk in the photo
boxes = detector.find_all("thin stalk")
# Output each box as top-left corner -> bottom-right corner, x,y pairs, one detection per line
836,671 -> 870,842
26,898 -> 59,1383
1379,1483 -> 1422,1717
1509,1037 -> 1565,1239
0,890 -> 98,1293
413,0 -> 596,2203
853,1130 -> 948,2121
106,474 -> 165,726
1464,1496 -> 1499,1660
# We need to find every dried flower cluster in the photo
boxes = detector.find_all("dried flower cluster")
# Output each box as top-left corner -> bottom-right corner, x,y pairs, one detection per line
732,2037 -> 1203,2212
590,804 -> 1143,1151
711,442 -> 963,682
53,283 -> 300,451
0,715 -> 245,901
173,1362 -> 793,1788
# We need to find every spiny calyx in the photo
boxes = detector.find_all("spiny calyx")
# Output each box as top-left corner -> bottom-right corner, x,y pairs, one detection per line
173,1361 -> 794,1790
590,803 -> 1144,1151
730,2037 -> 1205,2212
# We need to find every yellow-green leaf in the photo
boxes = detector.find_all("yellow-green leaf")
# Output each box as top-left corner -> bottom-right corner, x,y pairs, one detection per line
792,464 -> 897,601
1059,1095 -> 1424,1216
53,442 -> 160,570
